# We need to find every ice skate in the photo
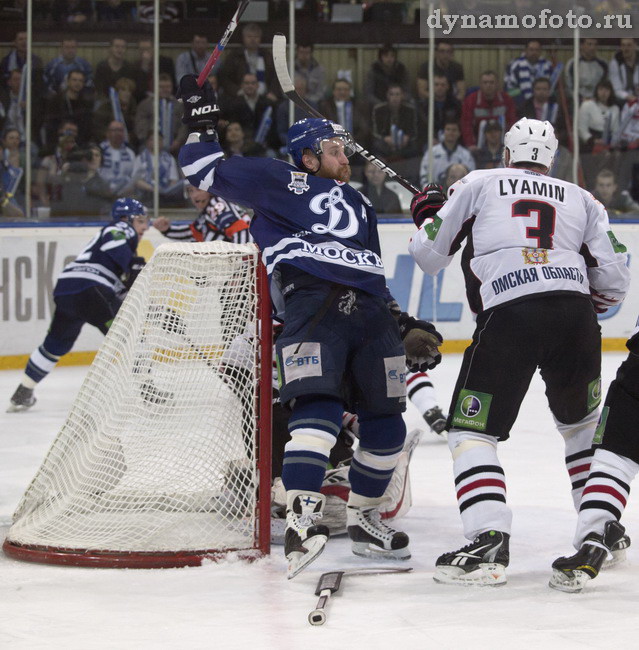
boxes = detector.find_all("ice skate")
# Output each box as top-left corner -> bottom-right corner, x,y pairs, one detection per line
7,385 -> 36,413
603,532 -> 631,570
285,490 -> 329,579
423,406 -> 447,437
549,520 -> 626,593
434,530 -> 509,586
347,500 -> 411,560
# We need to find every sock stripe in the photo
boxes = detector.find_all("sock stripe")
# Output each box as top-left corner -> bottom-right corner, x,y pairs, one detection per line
579,500 -> 622,520
459,493 -> 507,513
565,449 -> 594,464
587,471 -> 630,493
582,484 -> 628,507
455,464 -> 505,485
568,462 -> 591,477
456,478 -> 506,500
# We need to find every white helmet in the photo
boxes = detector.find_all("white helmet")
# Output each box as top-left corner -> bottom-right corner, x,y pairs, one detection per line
503,117 -> 558,169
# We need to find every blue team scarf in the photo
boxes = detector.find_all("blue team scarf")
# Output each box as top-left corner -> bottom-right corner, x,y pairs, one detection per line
109,86 -> 129,145
255,106 -> 272,144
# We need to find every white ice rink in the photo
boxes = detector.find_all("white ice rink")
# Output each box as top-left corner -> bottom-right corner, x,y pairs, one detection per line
2,353 -> 639,649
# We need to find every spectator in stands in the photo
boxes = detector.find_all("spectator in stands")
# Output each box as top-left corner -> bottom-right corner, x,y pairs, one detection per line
276,75 -> 314,150
504,39 -> 553,108
95,0 -> 135,22
51,146 -> 116,217
132,132 -> 185,207
220,121 -> 267,158
0,167 -> 24,218
361,160 -> 402,215
294,42 -> 326,106
564,38 -> 608,103
578,79 -> 620,152
416,41 -> 466,103
137,0 -> 183,22
520,77 -> 563,130
593,168 -> 639,215
94,37 -> 136,98
417,74 -> 461,141
135,73 -> 186,156
473,120 -> 504,170
318,77 -> 370,152
222,72 -> 276,146
461,70 -> 516,151
443,162 -> 470,192
50,0 -> 93,23
0,31 -> 43,89
131,39 -> 176,102
2,126 -> 34,209
419,120 -> 475,187
43,39 -> 93,96
364,44 -> 410,108
0,69 -> 24,137
609,38 -> 639,105
35,121 -> 78,206
175,34 -> 210,83
371,83 -> 419,160
45,70 -> 93,150
93,77 -> 138,146
218,23 -> 279,102
99,120 -> 136,196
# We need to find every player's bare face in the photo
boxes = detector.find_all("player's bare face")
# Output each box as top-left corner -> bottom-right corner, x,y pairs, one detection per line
317,138 -> 351,183
132,215 -> 150,237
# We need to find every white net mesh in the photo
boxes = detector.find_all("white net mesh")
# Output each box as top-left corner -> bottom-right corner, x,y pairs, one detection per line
6,242 -> 266,560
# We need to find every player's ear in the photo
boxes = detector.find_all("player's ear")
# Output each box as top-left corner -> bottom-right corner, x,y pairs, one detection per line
302,150 -> 320,173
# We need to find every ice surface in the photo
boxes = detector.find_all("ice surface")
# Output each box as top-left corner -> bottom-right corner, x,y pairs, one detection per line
2,354 -> 639,649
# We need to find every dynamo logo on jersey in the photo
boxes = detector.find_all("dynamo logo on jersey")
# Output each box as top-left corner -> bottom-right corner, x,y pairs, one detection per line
309,186 -> 359,239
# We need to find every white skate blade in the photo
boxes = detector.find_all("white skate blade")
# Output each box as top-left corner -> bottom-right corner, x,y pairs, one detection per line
433,563 -> 507,586
351,541 -> 411,561
548,568 -> 591,593
286,534 -> 328,580
6,402 -> 34,413
602,547 -> 627,570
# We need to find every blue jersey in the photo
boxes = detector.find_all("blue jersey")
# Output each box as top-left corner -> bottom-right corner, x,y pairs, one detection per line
54,221 -> 139,297
179,139 -> 389,314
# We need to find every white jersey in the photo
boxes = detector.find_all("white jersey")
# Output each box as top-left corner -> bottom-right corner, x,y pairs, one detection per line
409,167 -> 630,313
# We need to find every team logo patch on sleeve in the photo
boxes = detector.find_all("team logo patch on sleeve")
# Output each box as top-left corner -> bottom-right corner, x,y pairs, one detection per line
287,171 -> 310,195
282,342 -> 322,383
452,389 -> 493,432
384,356 -> 407,399
607,230 -> 627,254
522,248 -> 549,265
587,377 -> 602,412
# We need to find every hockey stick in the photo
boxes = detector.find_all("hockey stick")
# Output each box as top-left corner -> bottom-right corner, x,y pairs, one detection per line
196,0 -> 251,87
272,34 -> 421,195
308,566 -> 413,626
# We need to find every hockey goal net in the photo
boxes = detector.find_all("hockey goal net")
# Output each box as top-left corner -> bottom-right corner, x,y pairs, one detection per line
3,242 -> 272,568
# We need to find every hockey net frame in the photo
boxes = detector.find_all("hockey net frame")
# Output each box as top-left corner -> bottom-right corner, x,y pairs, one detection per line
3,242 -> 272,568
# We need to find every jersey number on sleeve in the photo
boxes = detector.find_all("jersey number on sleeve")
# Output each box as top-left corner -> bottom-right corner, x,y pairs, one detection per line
512,199 -> 556,249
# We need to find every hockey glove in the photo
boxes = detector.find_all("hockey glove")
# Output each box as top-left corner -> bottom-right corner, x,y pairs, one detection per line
397,312 -> 443,371
124,256 -> 146,290
590,288 -> 620,314
178,74 -> 220,132
410,183 -> 446,228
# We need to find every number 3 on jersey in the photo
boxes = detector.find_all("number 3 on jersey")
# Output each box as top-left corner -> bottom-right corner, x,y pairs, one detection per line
512,199 -> 556,249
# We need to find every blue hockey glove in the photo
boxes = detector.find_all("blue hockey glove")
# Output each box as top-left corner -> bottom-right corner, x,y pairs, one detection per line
178,74 -> 220,132
397,312 -> 443,371
410,183 -> 446,228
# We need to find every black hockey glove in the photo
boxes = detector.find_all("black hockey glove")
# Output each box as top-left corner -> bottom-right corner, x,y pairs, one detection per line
124,256 -> 146,290
410,183 -> 446,228
397,312 -> 443,371
178,74 -> 220,132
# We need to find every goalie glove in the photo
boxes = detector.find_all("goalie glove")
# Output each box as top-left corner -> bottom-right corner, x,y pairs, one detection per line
410,183 -> 446,228
178,74 -> 220,133
396,312 -> 443,371
590,288 -> 621,314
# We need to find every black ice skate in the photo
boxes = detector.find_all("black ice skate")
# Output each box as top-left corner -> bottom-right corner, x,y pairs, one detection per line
285,490 -> 329,579
347,503 -> 411,560
549,520 -> 626,593
423,406 -> 447,437
603,532 -> 631,570
434,530 -> 510,586
7,384 -> 36,413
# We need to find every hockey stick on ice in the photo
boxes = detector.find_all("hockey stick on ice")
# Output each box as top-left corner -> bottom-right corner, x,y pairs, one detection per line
308,567 -> 413,626
196,0 -> 251,87
272,34 -> 421,195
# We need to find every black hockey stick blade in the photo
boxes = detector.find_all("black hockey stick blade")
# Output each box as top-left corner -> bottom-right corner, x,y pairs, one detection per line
314,570 -> 343,596
272,34 -> 420,195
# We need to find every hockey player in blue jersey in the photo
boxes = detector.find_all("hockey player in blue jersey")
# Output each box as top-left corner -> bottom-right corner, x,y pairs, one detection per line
177,75 -> 443,578
8,198 -> 149,412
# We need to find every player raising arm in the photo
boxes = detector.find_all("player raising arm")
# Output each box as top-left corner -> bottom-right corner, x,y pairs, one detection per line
408,118 -> 630,586
8,199 -> 149,412
178,75 -> 442,578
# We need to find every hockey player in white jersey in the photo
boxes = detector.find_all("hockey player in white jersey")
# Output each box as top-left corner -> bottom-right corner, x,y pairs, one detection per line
408,117 -> 631,586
